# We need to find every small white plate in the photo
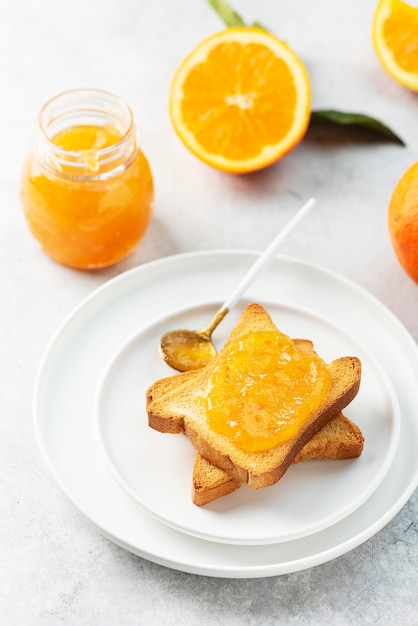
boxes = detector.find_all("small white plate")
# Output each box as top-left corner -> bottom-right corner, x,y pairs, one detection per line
95,300 -> 399,545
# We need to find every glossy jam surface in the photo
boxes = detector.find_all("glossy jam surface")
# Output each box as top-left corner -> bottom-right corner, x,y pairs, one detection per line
160,330 -> 216,372
53,124 -> 122,151
204,331 -> 331,453
21,124 -> 153,269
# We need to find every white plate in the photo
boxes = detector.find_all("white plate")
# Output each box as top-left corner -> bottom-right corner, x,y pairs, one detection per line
34,252 -> 418,577
95,301 -> 399,545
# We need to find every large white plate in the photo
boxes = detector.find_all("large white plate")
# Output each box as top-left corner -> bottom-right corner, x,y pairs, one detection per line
34,251 -> 418,577
95,301 -> 399,545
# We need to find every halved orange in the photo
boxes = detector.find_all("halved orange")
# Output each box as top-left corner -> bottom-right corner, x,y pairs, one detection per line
372,0 -> 418,92
169,28 -> 311,173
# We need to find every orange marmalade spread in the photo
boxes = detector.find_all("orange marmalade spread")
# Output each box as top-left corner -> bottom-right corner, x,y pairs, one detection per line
20,89 -> 154,269
204,330 -> 331,453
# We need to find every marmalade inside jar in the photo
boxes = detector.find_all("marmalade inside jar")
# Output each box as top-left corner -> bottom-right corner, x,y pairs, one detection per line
53,124 -> 122,151
204,330 -> 331,453
20,123 -> 154,269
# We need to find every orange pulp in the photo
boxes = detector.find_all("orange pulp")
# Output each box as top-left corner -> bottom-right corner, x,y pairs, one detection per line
205,331 -> 331,453
21,124 -> 154,269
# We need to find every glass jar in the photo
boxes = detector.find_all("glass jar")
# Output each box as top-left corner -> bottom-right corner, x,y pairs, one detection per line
20,88 -> 154,269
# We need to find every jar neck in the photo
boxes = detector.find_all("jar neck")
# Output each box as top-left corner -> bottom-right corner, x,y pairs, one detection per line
34,88 -> 138,181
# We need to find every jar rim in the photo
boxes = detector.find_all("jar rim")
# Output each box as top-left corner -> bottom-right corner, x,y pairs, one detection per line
35,88 -> 138,180
37,87 -> 135,157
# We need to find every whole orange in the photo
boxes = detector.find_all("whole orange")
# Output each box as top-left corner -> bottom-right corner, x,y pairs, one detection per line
388,161 -> 418,283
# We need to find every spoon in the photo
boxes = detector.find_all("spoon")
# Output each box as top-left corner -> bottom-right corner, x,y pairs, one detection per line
160,197 -> 316,372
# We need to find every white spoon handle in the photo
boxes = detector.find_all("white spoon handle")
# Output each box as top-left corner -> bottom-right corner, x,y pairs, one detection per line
222,198 -> 316,311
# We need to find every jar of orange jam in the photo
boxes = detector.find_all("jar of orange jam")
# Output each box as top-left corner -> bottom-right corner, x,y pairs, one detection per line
20,88 -> 154,269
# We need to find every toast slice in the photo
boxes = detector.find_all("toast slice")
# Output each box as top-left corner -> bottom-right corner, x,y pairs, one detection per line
147,304 -> 361,491
192,412 -> 364,506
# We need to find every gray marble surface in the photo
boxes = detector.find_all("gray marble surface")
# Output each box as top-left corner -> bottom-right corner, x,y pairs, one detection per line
1,0 -> 418,623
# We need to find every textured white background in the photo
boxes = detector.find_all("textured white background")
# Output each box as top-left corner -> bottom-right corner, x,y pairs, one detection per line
1,0 -> 418,623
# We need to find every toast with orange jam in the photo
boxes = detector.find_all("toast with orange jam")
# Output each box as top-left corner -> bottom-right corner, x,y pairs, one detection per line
147,303 -> 361,495
192,412 -> 364,505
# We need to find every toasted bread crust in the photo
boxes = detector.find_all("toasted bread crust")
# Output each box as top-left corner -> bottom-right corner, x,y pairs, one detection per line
293,412 -> 364,463
192,412 -> 364,505
147,304 -> 362,492
192,454 -> 241,506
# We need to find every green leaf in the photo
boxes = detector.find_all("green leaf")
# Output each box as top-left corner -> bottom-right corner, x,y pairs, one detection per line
206,0 -> 269,30
205,0 -> 246,27
309,110 -> 405,146
250,21 -> 268,31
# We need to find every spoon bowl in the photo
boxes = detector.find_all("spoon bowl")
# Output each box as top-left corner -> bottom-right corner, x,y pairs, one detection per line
159,306 -> 228,371
159,198 -> 316,372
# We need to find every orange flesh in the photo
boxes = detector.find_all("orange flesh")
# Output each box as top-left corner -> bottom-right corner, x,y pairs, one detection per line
382,2 -> 418,72
21,124 -> 153,269
205,331 -> 331,453
181,42 -> 297,160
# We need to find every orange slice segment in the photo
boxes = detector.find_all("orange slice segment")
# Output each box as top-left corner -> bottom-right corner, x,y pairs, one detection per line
169,28 -> 311,173
372,0 -> 418,91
